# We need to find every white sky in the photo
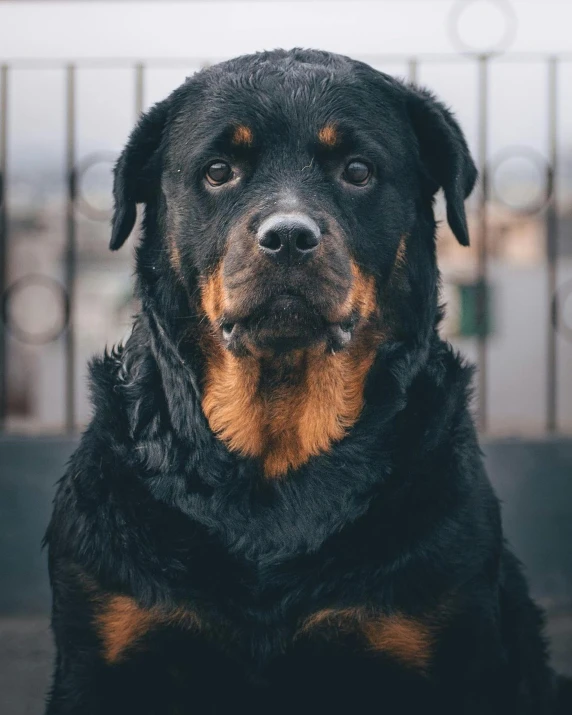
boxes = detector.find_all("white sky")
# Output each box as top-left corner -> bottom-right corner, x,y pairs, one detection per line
1,0 -> 572,181
0,0 -> 571,59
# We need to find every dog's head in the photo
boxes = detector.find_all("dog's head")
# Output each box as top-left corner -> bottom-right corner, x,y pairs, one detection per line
111,49 -> 476,357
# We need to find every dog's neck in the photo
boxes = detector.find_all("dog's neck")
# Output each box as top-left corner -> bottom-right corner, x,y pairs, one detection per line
196,240 -> 413,478
200,326 -> 381,478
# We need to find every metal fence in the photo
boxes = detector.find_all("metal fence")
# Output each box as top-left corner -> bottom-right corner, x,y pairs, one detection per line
0,49 -> 571,435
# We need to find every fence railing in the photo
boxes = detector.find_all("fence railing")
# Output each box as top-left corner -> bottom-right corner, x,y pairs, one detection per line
0,50 -> 571,434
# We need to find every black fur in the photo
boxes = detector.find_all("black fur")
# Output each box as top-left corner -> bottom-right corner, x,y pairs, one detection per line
45,49 -> 570,714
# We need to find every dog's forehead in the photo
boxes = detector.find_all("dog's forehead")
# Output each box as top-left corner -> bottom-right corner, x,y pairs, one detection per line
170,56 -> 404,147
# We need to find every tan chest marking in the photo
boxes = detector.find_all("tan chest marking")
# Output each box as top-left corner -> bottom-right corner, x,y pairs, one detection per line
298,607 -> 434,674
200,262 -> 380,477
95,595 -> 202,665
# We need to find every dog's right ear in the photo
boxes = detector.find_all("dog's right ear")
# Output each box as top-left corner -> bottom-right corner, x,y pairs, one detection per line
110,99 -> 170,250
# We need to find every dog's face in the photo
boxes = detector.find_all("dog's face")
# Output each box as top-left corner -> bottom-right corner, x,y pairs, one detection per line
161,62 -> 420,355
111,50 -> 476,355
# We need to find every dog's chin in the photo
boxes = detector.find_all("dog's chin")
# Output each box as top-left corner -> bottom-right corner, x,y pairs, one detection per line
220,296 -> 355,355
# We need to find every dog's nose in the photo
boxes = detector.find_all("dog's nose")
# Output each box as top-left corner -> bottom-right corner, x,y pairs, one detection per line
257,214 -> 321,265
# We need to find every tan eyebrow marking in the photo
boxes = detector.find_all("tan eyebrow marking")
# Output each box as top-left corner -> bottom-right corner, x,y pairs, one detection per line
232,124 -> 254,146
318,124 -> 339,147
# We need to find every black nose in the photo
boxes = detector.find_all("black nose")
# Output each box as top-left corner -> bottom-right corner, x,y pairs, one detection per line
257,214 -> 322,265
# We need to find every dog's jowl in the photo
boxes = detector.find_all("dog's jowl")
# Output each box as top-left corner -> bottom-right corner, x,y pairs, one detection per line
45,50 -> 571,714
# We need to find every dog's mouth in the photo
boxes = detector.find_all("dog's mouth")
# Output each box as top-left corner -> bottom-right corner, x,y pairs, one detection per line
220,294 -> 358,354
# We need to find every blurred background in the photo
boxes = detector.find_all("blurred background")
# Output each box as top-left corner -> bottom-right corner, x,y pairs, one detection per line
0,1 -> 571,713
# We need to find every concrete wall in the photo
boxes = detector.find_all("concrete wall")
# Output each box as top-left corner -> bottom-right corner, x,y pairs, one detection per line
0,437 -> 77,613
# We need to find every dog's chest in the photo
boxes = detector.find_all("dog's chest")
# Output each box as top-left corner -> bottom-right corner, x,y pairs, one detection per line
94,598 -> 435,715
95,590 -> 434,681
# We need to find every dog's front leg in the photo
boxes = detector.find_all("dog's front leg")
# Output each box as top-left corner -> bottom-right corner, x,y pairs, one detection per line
45,653 -> 104,715
45,568 -> 245,714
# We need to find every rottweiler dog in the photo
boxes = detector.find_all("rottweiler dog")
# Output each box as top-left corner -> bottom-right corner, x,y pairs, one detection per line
45,49 -> 571,714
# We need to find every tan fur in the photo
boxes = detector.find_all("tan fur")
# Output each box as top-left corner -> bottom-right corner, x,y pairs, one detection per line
298,606 -> 365,633
95,595 -> 202,664
165,196 -> 185,281
169,236 -> 183,277
232,124 -> 254,146
362,614 -> 433,673
394,234 -> 407,270
201,264 -> 227,325
318,124 -> 339,147
200,262 -> 380,477
298,606 -> 434,673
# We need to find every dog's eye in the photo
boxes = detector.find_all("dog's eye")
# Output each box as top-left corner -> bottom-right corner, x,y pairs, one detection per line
343,161 -> 371,186
205,161 -> 232,186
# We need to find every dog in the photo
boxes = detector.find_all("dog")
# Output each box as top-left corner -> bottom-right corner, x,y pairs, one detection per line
45,49 -> 571,714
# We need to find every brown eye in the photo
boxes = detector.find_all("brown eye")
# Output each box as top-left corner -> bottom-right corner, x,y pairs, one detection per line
205,161 -> 232,186
343,160 -> 371,186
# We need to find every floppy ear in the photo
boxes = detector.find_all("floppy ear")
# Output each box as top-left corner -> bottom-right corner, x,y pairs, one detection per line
407,87 -> 477,246
110,99 -> 170,250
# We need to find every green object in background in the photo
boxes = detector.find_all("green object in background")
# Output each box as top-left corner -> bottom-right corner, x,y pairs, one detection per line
459,281 -> 494,337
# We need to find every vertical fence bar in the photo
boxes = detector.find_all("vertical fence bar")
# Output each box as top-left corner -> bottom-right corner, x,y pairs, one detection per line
476,55 -> 489,432
135,62 -> 145,118
0,65 -> 8,426
546,57 -> 558,432
65,65 -> 76,433
408,58 -> 418,84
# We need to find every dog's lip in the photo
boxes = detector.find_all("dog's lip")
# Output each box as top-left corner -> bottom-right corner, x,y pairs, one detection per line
330,322 -> 353,347
221,293 -> 310,329
221,323 -> 236,341
220,296 -> 358,348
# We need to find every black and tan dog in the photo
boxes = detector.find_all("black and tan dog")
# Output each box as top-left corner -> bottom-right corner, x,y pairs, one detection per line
45,49 -> 571,714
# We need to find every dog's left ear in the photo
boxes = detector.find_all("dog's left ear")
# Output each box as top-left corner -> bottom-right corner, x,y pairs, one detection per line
110,98 -> 171,250
407,87 -> 477,246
